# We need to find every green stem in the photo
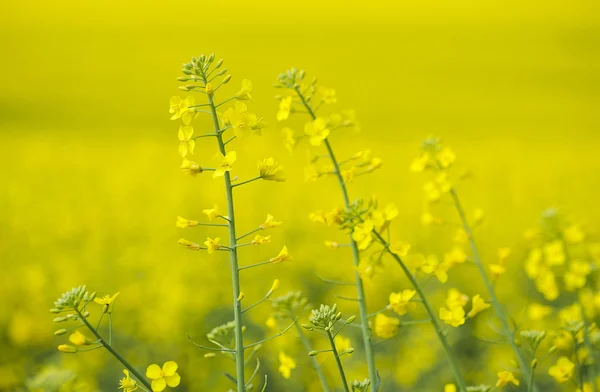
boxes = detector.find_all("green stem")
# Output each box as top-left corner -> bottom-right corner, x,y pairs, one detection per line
232,176 -> 262,189
327,329 -> 350,392
206,88 -> 245,391
291,319 -> 332,392
74,308 -> 152,390
295,87 -> 378,391
448,188 -> 535,391
372,230 -> 468,392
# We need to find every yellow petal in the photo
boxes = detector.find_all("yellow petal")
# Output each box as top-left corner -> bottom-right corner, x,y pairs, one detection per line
151,377 -> 167,392
146,364 -> 162,379
162,361 -> 178,377
165,373 -> 181,387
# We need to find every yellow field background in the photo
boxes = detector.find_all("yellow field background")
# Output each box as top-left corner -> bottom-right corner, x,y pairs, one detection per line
1,0 -> 599,390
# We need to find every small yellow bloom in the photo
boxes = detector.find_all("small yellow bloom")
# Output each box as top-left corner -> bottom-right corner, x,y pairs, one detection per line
424,181 -> 441,202
94,292 -> 120,306
473,208 -> 485,225
304,117 -> 330,146
467,295 -> 491,318
437,147 -> 456,169
270,246 -> 292,263
548,356 -> 574,383
352,220 -> 374,250
258,157 -> 286,182
278,352 -> 296,379
180,159 -> 202,176
439,306 -> 466,327
543,240 -> 565,266
270,279 -> 280,292
203,205 -> 221,221
177,125 -> 195,158
389,241 -> 411,257
119,369 -> 138,392
176,216 -> 198,228
277,96 -> 293,121
281,127 -> 296,154
236,79 -> 253,100
205,83 -> 213,95
319,87 -> 336,104
213,151 -> 236,178
68,330 -> 89,346
334,335 -> 352,354
389,290 -> 416,315
497,247 -> 511,263
341,167 -> 356,183
489,263 -> 506,279
260,214 -> 282,229
57,344 -> 77,353
410,153 -> 431,172
251,234 -> 271,245
527,303 -> 553,321
564,224 -> 585,244
169,96 -> 194,120
266,316 -> 277,329
325,240 -> 340,248
146,361 -> 181,392
178,238 -> 201,251
444,384 -> 456,392
374,313 -> 400,338
237,292 -> 244,301
446,288 -> 469,309
496,371 -> 519,387
204,237 -> 222,254
443,246 -> 467,266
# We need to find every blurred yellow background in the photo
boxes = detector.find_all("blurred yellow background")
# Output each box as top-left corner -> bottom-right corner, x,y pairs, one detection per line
1,0 -> 599,390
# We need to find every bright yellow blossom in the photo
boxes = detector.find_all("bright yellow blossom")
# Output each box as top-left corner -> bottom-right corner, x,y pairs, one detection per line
177,125 -> 195,157
258,158 -> 286,182
389,290 -> 416,315
180,159 -> 202,176
335,335 -> 352,354
444,384 -> 456,392
543,240 -> 565,266
548,356 -> 574,383
222,102 -> 264,138
236,79 -> 252,100
204,237 -> 221,254
319,87 -> 336,104
57,344 -> 77,353
94,292 -> 120,306
437,147 -> 456,168
176,216 -> 198,228
564,224 -> 585,244
439,306 -> 466,328
169,96 -> 194,120
446,288 -> 469,309
341,167 -> 356,183
270,246 -> 292,263
352,220 -> 374,250
496,371 -> 519,387
260,214 -> 282,229
178,238 -> 201,251
266,316 -> 277,329
119,369 -> 138,392
202,205 -> 221,221
251,234 -> 271,245
68,330 -> 89,346
213,151 -> 236,178
489,263 -> 506,279
444,246 -> 467,266
527,303 -> 553,321
304,117 -> 330,146
278,352 -> 296,379
389,241 -> 410,257
374,313 -> 400,338
277,96 -> 293,121
467,295 -> 491,318
146,361 -> 181,392
410,153 -> 431,172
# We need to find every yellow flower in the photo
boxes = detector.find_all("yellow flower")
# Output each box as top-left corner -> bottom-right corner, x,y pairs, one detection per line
236,79 -> 252,100
277,96 -> 293,121
548,356 -> 575,383
180,159 -> 202,176
489,263 -> 506,279
281,127 -> 296,154
564,224 -> 585,244
543,240 -> 565,266
270,246 -> 292,263
57,344 -> 77,353
177,125 -> 195,157
222,102 -> 264,138
559,303 -> 582,326
390,241 -> 411,257
444,247 -> 467,267
214,151 -> 236,178
258,158 -> 286,182
266,316 -> 277,329
496,371 -> 519,387
319,87 -> 336,104
352,220 -> 374,250
374,313 -> 400,338
341,167 -> 356,183
444,384 -> 456,392
440,306 -> 466,328
389,290 -> 416,315
278,352 -> 296,379
335,335 -> 351,354
410,153 -> 431,172
437,147 -> 456,169
525,248 -> 543,278
445,288 -> 469,309
304,118 -> 330,146
420,254 -> 450,283
94,292 -> 120,306
270,279 -> 280,292
146,361 -> 181,392
473,208 -> 485,225
178,238 -> 201,251
497,247 -> 511,263
119,370 -> 138,392
535,270 -> 559,300
527,303 -> 553,321
260,214 -> 282,229
204,237 -> 221,254
325,240 -> 339,248
68,330 -> 89,346
467,295 -> 490,318
176,216 -> 198,228
251,234 -> 271,245
202,205 -> 221,221
424,181 -> 441,202
169,96 -> 194,120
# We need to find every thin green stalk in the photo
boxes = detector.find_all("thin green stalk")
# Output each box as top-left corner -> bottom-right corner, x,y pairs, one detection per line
295,87 -> 378,391
371,230 -> 468,392
206,84 -> 245,391
74,308 -> 152,390
327,329 -> 350,392
292,318 -> 331,392
448,188 -> 535,391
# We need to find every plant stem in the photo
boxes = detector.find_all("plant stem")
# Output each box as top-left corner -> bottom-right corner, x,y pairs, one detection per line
327,329 -> 350,392
371,231 -> 468,392
448,188 -> 536,391
206,88 -> 246,391
295,87 -> 378,391
292,317 -> 331,392
75,308 -> 152,390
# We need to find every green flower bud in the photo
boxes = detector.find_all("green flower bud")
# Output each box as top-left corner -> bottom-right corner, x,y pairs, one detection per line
177,76 -> 190,82
54,329 -> 68,335
89,292 -> 96,301
49,308 -> 61,314
223,75 -> 232,84
215,59 -> 224,68
308,351 -> 318,356
347,315 -> 356,323
207,53 -> 215,63
182,69 -> 192,75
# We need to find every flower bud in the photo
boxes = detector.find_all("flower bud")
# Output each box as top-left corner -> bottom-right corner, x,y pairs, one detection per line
347,315 -> 356,323
215,59 -> 224,68
55,329 -> 68,335
347,348 -> 355,354
199,54 -> 206,63
308,351 -> 318,356
301,324 -> 312,330
53,316 -> 66,323
50,308 -> 61,314
335,312 -> 342,320
89,292 -> 97,301
223,75 -> 232,84
57,344 -> 77,353
207,53 -> 215,63
205,83 -> 214,96
217,69 -> 227,76
182,69 -> 192,75
177,76 -> 190,82
531,359 -> 538,369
